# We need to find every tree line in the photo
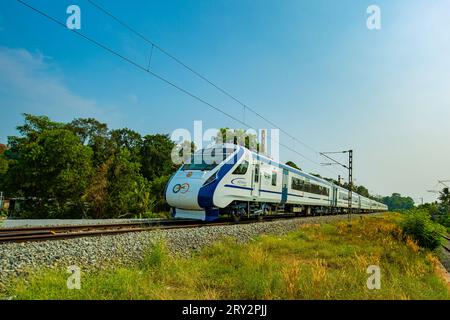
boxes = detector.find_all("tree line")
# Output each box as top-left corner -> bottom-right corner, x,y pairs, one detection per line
0,114 -> 179,219
417,188 -> 450,228
4,115 -> 444,220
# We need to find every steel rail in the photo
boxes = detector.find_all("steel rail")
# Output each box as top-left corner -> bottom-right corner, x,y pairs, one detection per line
0,219 -> 199,234
0,215 -> 299,243
443,235 -> 450,253
0,212 -> 380,244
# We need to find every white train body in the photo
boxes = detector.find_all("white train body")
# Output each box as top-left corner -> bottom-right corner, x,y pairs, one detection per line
165,144 -> 388,221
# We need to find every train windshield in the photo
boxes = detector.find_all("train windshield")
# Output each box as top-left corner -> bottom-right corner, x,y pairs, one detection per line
181,147 -> 236,171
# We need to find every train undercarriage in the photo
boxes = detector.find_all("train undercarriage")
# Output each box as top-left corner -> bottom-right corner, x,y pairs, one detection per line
223,201 -> 378,222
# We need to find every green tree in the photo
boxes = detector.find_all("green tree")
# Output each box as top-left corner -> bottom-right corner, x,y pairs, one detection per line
0,153 -> 9,192
215,128 -> 259,151
106,149 -> 151,218
438,187 -> 450,212
173,140 -> 196,164
417,202 -> 440,217
140,134 -> 177,182
150,174 -> 171,212
110,128 -> 143,164
0,154 -> 8,175
66,118 -> 114,166
6,128 -> 93,217
286,161 -> 301,171
435,187 -> 450,227
111,128 -> 141,149
84,159 -> 111,218
7,114 -> 62,150
400,209 -> 446,250
382,193 -> 415,211
356,185 -> 370,198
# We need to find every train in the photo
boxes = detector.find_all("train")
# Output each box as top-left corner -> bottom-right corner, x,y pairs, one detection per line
165,144 -> 388,221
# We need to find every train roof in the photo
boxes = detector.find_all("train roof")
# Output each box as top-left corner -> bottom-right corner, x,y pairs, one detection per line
206,144 -> 385,207
248,148 -> 333,186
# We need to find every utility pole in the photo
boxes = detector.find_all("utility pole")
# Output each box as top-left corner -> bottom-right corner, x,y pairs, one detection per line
0,191 -> 3,210
412,197 -> 424,206
320,149 -> 354,224
348,150 -> 353,222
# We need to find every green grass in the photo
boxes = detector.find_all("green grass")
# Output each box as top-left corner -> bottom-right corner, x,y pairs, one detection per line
2,213 -> 449,300
131,211 -> 171,219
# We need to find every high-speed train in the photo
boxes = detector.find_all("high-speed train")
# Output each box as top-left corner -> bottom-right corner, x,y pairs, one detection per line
165,144 -> 387,221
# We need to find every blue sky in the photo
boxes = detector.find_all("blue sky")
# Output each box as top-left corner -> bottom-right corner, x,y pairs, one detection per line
1,0 -> 450,201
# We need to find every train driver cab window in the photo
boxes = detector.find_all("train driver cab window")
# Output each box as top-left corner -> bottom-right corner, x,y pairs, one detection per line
271,172 -> 277,186
232,160 -> 249,175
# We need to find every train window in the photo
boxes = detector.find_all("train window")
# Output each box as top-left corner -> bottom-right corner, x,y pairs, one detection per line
291,177 -> 329,196
339,193 -> 349,200
199,147 -> 236,162
232,160 -> 249,175
182,161 -> 218,171
271,172 -> 277,186
318,186 -> 330,196
291,177 -> 301,191
303,181 -> 311,193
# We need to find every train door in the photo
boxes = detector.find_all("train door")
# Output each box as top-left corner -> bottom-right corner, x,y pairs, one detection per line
281,169 -> 289,203
251,163 -> 260,197
332,187 -> 338,207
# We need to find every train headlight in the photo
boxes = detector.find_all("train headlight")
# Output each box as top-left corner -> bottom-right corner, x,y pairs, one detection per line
203,172 -> 218,186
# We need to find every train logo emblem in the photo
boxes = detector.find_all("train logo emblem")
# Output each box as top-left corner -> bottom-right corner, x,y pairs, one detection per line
173,183 -> 190,194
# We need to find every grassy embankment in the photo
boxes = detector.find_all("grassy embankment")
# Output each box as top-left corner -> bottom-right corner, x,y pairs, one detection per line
3,213 -> 450,300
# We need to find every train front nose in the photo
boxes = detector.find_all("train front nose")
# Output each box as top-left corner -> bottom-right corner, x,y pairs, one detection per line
166,171 -> 204,210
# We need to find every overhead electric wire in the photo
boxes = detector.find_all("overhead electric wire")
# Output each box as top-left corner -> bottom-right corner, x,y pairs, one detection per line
87,0 -> 319,155
320,153 -> 348,169
16,0 -> 341,177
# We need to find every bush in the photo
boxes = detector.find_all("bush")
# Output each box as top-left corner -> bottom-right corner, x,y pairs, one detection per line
399,210 -> 446,251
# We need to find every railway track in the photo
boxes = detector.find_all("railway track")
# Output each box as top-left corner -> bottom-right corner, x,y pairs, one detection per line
0,214 -> 301,244
443,235 -> 450,253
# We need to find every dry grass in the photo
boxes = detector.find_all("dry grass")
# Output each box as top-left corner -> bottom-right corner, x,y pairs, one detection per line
3,213 -> 450,300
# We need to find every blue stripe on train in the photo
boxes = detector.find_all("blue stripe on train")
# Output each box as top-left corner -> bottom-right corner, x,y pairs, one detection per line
198,148 -> 245,209
224,184 -> 254,191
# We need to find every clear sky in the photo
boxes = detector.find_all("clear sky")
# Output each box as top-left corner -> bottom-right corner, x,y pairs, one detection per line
1,0 -> 449,202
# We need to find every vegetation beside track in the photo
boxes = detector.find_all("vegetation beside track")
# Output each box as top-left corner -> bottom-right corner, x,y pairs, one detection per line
2,213 -> 449,300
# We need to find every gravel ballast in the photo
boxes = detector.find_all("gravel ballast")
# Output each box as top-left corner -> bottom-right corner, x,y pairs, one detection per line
0,218 -> 165,229
0,213 -> 380,289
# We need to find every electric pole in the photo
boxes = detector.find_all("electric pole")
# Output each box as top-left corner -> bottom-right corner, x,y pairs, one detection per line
320,149 -> 354,223
348,150 -> 353,222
